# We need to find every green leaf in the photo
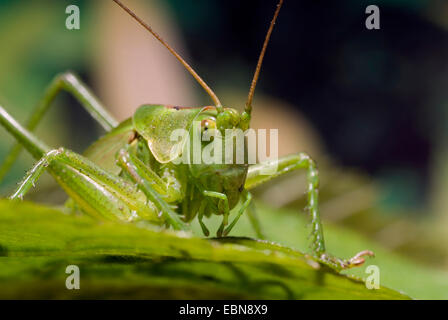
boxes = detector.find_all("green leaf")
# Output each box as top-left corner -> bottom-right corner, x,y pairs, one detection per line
0,200 -> 406,299
202,203 -> 448,300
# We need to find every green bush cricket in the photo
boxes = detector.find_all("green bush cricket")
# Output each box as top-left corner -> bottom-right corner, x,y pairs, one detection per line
0,0 -> 373,270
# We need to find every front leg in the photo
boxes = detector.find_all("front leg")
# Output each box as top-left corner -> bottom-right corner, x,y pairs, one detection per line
245,152 -> 373,270
202,190 -> 229,237
222,191 -> 252,237
116,149 -> 188,231
201,190 -> 253,238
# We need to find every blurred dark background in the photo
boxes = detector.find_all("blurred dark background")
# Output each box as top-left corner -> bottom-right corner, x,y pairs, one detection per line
166,0 -> 448,211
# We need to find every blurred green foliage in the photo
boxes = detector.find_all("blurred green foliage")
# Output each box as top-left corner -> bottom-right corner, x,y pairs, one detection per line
0,0 -> 94,188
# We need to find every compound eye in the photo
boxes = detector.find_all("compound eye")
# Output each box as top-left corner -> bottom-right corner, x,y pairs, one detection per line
201,119 -> 216,131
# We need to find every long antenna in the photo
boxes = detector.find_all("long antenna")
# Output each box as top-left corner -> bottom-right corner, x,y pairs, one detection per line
245,0 -> 283,116
112,0 -> 223,111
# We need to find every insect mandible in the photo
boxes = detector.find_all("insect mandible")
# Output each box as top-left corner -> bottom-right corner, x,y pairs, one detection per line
0,0 -> 373,269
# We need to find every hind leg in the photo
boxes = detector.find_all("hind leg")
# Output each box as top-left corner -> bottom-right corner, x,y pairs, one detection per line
0,72 -> 117,182
10,147 -> 162,224
0,106 -> 164,224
